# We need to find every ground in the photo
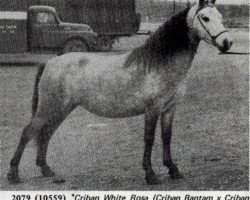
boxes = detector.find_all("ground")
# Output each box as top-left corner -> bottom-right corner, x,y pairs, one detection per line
0,29 -> 249,190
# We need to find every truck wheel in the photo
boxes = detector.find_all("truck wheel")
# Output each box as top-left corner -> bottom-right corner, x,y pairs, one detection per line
97,36 -> 113,52
63,39 -> 88,54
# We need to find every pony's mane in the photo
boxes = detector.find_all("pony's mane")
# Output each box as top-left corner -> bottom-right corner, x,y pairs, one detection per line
124,7 -> 192,70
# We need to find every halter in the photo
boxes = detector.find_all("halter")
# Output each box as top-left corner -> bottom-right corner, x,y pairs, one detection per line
192,4 -> 228,44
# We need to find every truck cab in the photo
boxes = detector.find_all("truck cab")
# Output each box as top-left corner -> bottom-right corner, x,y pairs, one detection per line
0,5 -> 98,54
28,5 -> 98,53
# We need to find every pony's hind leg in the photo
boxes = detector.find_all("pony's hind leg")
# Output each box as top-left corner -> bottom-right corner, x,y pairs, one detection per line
36,124 -> 57,178
161,111 -> 183,179
35,104 -> 76,180
142,110 -> 159,185
8,117 -> 46,184
8,102 -> 75,184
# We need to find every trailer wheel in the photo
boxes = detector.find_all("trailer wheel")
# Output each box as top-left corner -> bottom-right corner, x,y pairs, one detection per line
98,36 -> 113,52
63,39 -> 88,54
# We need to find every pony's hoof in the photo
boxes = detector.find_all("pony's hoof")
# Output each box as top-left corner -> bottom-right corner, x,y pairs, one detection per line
145,172 -> 160,185
41,166 -> 56,177
7,172 -> 22,184
169,167 -> 183,179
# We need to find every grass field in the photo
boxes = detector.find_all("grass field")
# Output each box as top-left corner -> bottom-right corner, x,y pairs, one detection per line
0,29 -> 249,190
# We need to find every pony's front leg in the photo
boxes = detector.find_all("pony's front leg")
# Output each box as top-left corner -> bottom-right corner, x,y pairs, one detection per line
161,111 -> 183,179
142,110 -> 159,185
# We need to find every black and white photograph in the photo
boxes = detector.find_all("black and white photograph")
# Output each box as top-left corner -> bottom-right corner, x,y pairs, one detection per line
0,0 -> 249,191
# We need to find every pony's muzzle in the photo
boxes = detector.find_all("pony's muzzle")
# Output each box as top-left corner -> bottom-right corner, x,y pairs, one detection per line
221,39 -> 233,52
216,32 -> 233,53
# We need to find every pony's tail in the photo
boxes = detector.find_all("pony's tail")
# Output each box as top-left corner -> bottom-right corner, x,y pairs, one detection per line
32,63 -> 46,117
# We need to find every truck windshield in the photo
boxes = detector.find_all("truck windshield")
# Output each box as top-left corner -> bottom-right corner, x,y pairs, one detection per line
36,12 -> 56,23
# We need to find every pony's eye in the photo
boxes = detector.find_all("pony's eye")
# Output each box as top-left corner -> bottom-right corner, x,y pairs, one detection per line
202,16 -> 210,22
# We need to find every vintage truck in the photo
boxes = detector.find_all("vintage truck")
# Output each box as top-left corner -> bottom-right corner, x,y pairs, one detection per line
0,0 -> 141,51
0,5 -> 98,54
0,0 -> 142,53
28,0 -> 141,51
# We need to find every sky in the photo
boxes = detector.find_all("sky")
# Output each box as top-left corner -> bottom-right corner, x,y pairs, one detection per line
154,0 -> 249,4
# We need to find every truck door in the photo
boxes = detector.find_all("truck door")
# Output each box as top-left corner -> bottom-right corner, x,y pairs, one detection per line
29,11 -> 59,49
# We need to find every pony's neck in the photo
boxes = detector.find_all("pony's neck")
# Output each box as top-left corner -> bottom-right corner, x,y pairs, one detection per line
125,7 -> 200,71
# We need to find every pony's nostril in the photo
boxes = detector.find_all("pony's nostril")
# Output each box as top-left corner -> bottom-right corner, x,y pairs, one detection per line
223,39 -> 229,47
220,39 -> 232,52
223,39 -> 232,49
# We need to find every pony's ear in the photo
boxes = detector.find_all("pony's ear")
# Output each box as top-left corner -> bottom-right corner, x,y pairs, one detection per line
211,0 -> 216,4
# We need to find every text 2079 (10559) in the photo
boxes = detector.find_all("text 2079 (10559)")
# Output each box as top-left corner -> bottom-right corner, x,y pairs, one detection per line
35,195 -> 66,200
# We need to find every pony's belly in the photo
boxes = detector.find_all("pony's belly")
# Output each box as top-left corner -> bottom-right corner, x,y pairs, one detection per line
79,94 -> 145,118
81,102 -> 145,118
78,87 -> 178,118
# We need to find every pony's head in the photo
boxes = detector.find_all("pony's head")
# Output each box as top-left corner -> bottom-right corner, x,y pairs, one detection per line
187,0 -> 233,52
